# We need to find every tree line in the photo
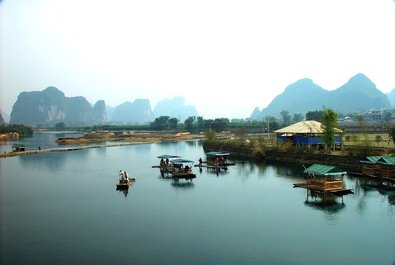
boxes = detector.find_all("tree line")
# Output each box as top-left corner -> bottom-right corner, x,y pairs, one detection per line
0,124 -> 33,135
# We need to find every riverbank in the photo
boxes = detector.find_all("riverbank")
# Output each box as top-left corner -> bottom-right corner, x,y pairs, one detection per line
201,139 -> 393,178
55,131 -> 203,145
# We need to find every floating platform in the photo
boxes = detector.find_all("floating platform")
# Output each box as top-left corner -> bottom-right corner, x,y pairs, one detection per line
293,183 -> 354,196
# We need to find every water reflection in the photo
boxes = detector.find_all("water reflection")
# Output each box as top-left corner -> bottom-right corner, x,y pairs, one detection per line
116,185 -> 130,197
17,152 -> 67,172
304,200 -> 346,213
305,199 -> 346,224
2,139 -> 395,265
272,162 -> 305,179
171,181 -> 195,190
389,194 -> 395,205
356,177 -> 395,207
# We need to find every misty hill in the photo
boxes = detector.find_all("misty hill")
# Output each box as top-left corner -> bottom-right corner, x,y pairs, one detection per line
0,112 -> 4,125
111,99 -> 154,124
106,106 -> 115,121
0,108 -> 9,124
253,73 -> 391,119
387,88 -> 395,106
10,87 -> 106,126
153,96 -> 199,122
250,107 -> 261,120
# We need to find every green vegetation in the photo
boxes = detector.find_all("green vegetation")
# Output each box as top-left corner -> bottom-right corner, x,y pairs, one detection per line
54,122 -> 66,129
389,127 -> 395,144
322,108 -> 338,150
306,110 -> 324,121
0,124 -> 33,135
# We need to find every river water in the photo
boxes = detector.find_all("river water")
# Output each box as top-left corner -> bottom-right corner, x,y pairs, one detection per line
1,132 -> 394,265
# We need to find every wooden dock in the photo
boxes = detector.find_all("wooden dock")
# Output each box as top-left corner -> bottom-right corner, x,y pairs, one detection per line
0,143 -> 138,158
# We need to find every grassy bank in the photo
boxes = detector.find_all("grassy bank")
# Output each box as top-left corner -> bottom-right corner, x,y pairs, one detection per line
202,136 -> 395,174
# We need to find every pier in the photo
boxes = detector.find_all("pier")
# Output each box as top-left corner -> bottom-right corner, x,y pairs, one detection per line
0,143 -> 139,158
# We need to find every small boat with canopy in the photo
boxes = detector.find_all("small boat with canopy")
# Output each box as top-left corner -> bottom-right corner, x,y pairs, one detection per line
197,151 -> 235,173
170,158 -> 196,181
152,154 -> 181,177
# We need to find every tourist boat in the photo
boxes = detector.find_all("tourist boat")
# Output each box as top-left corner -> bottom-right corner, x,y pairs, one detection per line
170,158 -> 196,181
152,154 -> 180,177
198,151 -> 235,172
294,164 -> 353,202
12,144 -> 26,152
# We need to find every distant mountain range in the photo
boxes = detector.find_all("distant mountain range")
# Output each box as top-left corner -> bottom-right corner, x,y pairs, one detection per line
9,87 -> 200,126
251,73 -> 392,120
5,73 -> 395,126
153,96 -> 198,121
10,87 -> 107,126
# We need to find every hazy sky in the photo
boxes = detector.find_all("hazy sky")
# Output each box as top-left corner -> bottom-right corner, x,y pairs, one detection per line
1,0 -> 395,119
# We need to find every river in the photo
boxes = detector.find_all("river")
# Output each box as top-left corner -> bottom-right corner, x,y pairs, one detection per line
0,132 -> 394,265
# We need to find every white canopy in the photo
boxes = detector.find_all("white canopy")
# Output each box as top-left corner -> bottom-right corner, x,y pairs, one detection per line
274,120 -> 342,134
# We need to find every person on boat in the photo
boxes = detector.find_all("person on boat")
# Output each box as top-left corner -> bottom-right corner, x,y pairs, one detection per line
124,171 -> 128,180
119,170 -> 124,179
184,165 -> 190,172
198,157 -> 203,165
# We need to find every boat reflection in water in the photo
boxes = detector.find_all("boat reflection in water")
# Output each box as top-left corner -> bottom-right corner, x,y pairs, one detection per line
116,185 -> 130,197
171,181 -> 195,189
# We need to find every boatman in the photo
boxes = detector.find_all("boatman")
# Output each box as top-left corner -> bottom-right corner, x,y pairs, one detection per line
119,170 -> 124,179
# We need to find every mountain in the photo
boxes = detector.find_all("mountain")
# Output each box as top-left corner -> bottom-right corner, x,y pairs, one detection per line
10,87 -> 106,126
111,99 -> 154,123
0,112 -> 4,125
250,107 -> 261,120
253,73 -> 391,119
328,73 -> 390,113
153,96 -> 199,122
387,88 -> 395,106
0,108 -> 9,124
106,106 -> 115,121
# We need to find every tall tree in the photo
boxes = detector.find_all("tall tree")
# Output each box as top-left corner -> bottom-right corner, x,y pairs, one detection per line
168,117 -> 179,129
280,110 -> 291,126
383,110 -> 392,123
306,110 -> 324,121
197,116 -> 204,131
151,116 -> 170,130
184,116 -> 196,132
321,108 -> 338,150
292,113 -> 304,123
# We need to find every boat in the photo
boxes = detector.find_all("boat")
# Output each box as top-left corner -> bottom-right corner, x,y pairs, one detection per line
197,151 -> 235,173
116,177 -> 135,190
152,154 -> 180,177
12,144 -> 26,152
169,158 -> 196,181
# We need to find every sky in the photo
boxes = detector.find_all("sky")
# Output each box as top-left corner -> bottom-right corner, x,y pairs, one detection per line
1,0 -> 395,119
